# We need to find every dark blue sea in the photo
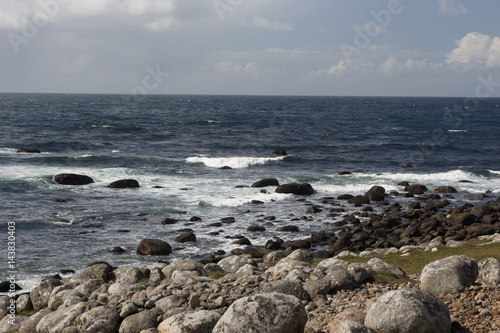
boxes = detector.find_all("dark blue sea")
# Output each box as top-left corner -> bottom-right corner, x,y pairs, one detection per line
1,93 -> 499,290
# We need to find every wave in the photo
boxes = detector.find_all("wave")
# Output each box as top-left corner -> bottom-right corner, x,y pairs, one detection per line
489,170 -> 500,175
186,156 -> 286,169
448,129 -> 467,133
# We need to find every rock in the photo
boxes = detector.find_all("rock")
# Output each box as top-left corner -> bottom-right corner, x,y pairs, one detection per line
336,321 -> 373,333
247,225 -> 266,232
212,293 -> 307,333
276,225 -> 299,232
107,179 -> 140,188
17,148 -> 41,153
405,184 -> 428,195
326,268 -> 356,291
365,186 -> 385,201
175,231 -> 196,243
364,289 -> 451,333
162,218 -> 179,225
328,308 -> 367,333
30,278 -> 63,309
263,250 -> 288,264
16,293 -> 33,313
251,178 -> 280,188
337,194 -> 354,200
286,249 -> 313,262
477,258 -> 500,284
367,258 -> 406,277
275,183 -> 314,195
420,255 -> 478,295
217,255 -> 257,273
272,149 -> 287,156
266,259 -> 311,275
338,171 -> 352,175
0,281 -> 22,292
162,259 -> 207,279
448,213 -> 477,227
137,239 -> 172,255
76,306 -> 120,333
36,302 -> 87,333
466,223 -> 497,238
347,264 -> 372,284
303,278 -> 331,298
348,195 -> 370,206
158,310 -> 222,333
0,315 -> 25,332
155,296 -> 183,313
261,280 -> 310,301
48,289 -> 86,311
115,266 -> 147,284
18,308 -> 52,333
53,173 -> 94,186
74,279 -> 106,297
435,186 -> 457,193
118,308 -> 160,333
307,205 -> 322,214
71,263 -> 114,283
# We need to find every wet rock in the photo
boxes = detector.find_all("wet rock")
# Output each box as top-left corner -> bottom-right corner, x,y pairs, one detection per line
338,194 -> 354,200
276,225 -> 299,232
212,293 -> 307,333
405,184 -> 428,195
251,178 -> 280,188
162,218 -> 178,225
0,281 -> 21,292
275,183 -> 314,195
272,149 -> 287,156
53,173 -> 94,186
247,225 -> 266,232
17,148 -> 41,153
435,186 -> 458,193
365,186 -> 386,201
175,231 -> 196,243
107,179 -> 140,188
307,205 -> 322,214
448,213 -> 477,227
348,195 -> 370,206
137,239 -> 172,256
365,289 -> 451,333
420,255 -> 478,295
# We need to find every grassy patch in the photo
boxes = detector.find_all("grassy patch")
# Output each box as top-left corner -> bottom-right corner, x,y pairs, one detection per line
343,240 -> 500,276
369,271 -> 414,285
17,308 -> 41,317
207,271 -> 226,279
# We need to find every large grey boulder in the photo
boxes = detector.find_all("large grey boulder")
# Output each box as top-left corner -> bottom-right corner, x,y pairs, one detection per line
36,302 -> 87,333
477,258 -> 500,284
265,258 -> 311,275
212,292 -> 307,333
326,268 -> 356,291
263,250 -> 288,264
162,259 -> 207,279
420,255 -> 478,295
286,249 -> 313,262
157,310 -> 221,333
261,280 -> 310,301
18,308 -> 52,333
30,278 -> 63,309
367,258 -> 406,277
76,306 -> 120,333
303,278 -> 331,298
217,255 -> 257,273
71,263 -> 114,283
115,266 -> 147,284
365,289 -> 451,333
118,308 -> 160,333
48,288 -> 86,310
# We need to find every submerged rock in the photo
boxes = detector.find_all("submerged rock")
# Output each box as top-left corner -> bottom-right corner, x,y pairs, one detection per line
275,183 -> 314,195
53,173 -> 94,186
17,148 -> 41,153
107,179 -> 140,188
272,149 -> 287,156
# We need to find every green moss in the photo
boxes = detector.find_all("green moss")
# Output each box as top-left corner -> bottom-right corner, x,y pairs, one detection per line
207,271 -> 226,279
17,308 -> 41,317
137,277 -> 150,283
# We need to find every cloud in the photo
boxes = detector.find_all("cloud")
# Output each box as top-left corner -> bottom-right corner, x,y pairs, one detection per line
252,15 -> 294,31
379,55 -> 404,75
314,60 -> 347,76
437,0 -> 468,15
446,32 -> 500,68
61,53 -> 94,74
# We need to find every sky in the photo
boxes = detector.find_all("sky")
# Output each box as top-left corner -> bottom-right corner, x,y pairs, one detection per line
0,0 -> 499,97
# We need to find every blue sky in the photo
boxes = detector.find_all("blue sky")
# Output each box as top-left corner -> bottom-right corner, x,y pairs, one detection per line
1,0 -> 499,96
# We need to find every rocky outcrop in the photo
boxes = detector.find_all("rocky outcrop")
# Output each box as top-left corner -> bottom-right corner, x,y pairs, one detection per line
420,255 -> 478,295
53,173 -> 94,185
275,183 -> 314,195
137,239 -> 172,256
30,278 -> 63,309
212,293 -> 307,333
365,289 -> 451,333
365,186 -> 385,201
107,179 -> 140,188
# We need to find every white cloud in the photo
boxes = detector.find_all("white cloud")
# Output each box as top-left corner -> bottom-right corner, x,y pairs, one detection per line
215,61 -> 242,74
61,53 -> 94,74
314,60 -> 347,76
437,0 -> 468,15
146,17 -> 179,32
252,15 -> 294,32
446,32 -> 500,68
379,55 -> 403,75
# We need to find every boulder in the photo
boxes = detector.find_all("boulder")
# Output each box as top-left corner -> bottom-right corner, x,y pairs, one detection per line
477,258 -> 500,284
276,225 -> 299,232
158,310 -> 221,333
348,195 -> 370,206
0,281 -> 21,292
447,213 -> 476,227
76,306 -> 120,333
18,308 -> 52,333
266,259 -> 311,275
405,184 -> 427,195
137,239 -> 172,255
286,249 -> 313,262
16,294 -> 33,313
420,255 -> 478,295
30,278 -> 63,309
326,268 -> 356,291
251,178 -> 279,188
275,183 -> 314,195
247,225 -> 266,232
328,308 -> 367,333
118,308 -> 160,333
71,263 -> 114,283
212,293 -> 307,333
303,278 -> 331,298
36,302 -> 87,333
263,250 -> 288,264
364,289 -> 451,333
48,288 -> 86,311
335,321 -> 373,333
365,186 -> 385,201
114,266 -> 147,284
435,186 -> 457,193
162,259 -> 207,279
53,173 -> 94,186
217,255 -> 257,273
261,280 -> 310,301
367,258 -> 406,277
0,315 -> 26,332
162,218 -> 179,225
107,179 -> 140,188
175,231 -> 197,243
307,205 -> 322,214
17,148 -> 41,153
272,149 -> 287,156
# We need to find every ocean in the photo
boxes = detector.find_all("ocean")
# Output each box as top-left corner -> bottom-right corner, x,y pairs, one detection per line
1,93 -> 499,290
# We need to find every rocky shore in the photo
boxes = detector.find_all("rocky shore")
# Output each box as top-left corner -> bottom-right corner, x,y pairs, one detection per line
2,181 -> 500,333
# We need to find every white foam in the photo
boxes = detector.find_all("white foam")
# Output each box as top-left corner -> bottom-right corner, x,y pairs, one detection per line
448,129 -> 467,133
0,147 -> 17,154
489,170 -> 500,175
186,156 -> 286,169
